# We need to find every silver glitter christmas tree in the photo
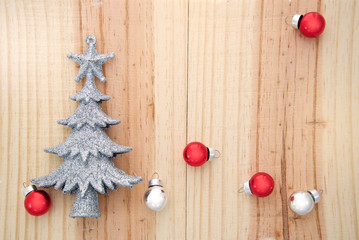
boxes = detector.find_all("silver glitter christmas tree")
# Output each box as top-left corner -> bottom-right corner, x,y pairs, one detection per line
31,35 -> 142,218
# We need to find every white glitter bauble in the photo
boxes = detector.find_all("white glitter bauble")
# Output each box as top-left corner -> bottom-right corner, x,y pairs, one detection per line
144,178 -> 167,211
289,189 -> 320,215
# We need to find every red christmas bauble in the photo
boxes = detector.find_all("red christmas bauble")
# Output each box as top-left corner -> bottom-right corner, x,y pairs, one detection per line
183,142 -> 209,167
249,172 -> 274,197
299,12 -> 326,37
24,190 -> 51,216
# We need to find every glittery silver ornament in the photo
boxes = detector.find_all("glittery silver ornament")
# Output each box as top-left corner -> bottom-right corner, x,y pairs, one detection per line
144,173 -> 167,211
31,35 -> 142,218
289,189 -> 321,215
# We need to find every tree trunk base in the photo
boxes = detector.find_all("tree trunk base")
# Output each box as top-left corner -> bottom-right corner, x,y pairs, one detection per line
69,187 -> 100,218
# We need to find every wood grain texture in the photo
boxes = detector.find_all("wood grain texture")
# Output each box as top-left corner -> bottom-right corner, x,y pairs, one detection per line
0,0 -> 358,239
0,0 -> 187,239
186,0 -> 359,239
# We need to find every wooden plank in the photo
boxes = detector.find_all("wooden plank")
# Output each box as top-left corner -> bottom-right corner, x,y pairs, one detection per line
316,1 -> 359,239
186,1 -> 262,239
73,1 -> 158,239
153,0 -> 187,239
282,1 -> 324,239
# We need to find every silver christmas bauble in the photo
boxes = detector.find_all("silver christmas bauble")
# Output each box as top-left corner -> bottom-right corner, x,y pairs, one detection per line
144,178 -> 167,211
289,189 -> 320,215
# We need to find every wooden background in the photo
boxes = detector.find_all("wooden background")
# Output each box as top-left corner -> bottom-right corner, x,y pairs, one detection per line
0,0 -> 358,239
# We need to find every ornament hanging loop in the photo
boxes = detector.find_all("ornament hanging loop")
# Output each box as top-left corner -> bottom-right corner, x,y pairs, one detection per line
214,150 -> 221,159
238,187 -> 244,194
285,16 -> 292,26
23,182 -> 29,188
145,172 -> 167,211
319,189 -> 324,195
152,172 -> 160,179
86,35 -> 96,45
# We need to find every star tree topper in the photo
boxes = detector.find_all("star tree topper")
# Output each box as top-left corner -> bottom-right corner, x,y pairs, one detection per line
68,36 -> 115,82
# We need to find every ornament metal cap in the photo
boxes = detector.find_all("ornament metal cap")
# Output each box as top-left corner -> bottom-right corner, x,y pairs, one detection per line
308,189 -> 321,203
23,184 -> 37,197
149,179 -> 163,187
243,181 -> 252,195
148,173 -> 163,187
292,14 -> 303,29
208,147 -> 216,161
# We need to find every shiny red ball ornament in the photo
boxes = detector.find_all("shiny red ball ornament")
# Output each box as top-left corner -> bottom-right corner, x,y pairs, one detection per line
243,172 -> 274,197
183,142 -> 216,167
24,185 -> 51,216
291,12 -> 326,37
